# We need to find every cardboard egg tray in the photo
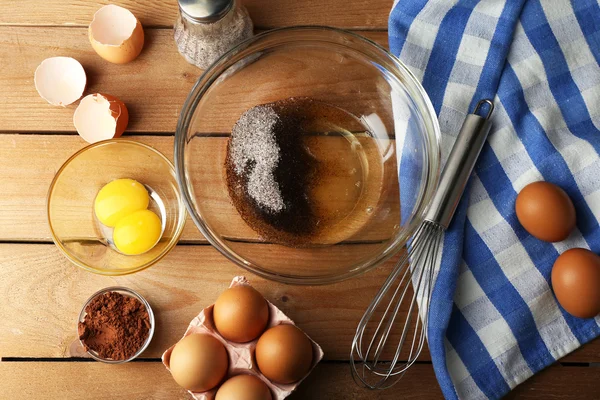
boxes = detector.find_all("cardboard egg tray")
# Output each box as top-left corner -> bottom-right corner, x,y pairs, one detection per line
162,276 -> 324,399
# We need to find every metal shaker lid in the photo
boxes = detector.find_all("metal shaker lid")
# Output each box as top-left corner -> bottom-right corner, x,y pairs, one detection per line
178,0 -> 234,23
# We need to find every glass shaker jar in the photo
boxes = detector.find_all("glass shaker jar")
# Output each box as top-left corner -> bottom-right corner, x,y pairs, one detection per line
174,0 -> 254,70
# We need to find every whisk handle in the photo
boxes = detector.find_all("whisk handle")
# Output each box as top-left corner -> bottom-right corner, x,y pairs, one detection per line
425,99 -> 494,228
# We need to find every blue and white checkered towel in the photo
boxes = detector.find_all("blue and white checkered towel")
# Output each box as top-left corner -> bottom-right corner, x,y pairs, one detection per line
390,0 -> 600,398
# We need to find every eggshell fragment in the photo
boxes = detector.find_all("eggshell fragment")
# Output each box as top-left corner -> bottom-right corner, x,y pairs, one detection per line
89,4 -> 144,64
34,57 -> 86,106
73,93 -> 129,143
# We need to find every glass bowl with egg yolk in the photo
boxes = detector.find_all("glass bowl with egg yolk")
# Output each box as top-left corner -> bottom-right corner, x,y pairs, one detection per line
47,140 -> 186,275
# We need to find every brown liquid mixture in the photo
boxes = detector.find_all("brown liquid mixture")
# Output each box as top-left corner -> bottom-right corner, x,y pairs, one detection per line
226,98 -> 384,246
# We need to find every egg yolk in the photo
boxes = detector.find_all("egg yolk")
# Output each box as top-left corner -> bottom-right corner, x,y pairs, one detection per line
94,179 -> 149,227
113,209 -> 162,255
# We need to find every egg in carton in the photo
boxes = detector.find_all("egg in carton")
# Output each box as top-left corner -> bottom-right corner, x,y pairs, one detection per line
162,276 -> 324,399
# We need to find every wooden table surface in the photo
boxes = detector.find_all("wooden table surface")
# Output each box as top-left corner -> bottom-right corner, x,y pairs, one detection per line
1,1 -> 599,399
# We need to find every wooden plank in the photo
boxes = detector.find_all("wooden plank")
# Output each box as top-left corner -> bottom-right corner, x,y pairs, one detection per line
0,362 -> 441,399
0,361 -> 189,400
562,344 -> 600,363
1,134 -> 398,244
0,243 -> 426,361
0,27 -> 388,133
3,242 -> 599,364
0,28 -> 199,134
506,364 -> 600,399
299,363 -> 443,399
0,0 -> 391,29
2,361 -> 600,399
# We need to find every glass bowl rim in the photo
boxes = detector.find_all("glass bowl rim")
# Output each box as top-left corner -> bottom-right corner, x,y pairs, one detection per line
174,25 -> 441,285
47,139 -> 187,276
77,286 -> 155,364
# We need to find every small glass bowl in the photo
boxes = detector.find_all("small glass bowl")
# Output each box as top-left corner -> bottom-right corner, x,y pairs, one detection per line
78,286 -> 155,364
47,139 -> 186,275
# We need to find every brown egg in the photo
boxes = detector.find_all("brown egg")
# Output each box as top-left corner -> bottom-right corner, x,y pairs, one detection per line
515,181 -> 576,242
552,248 -> 600,318
215,375 -> 273,400
255,324 -> 313,384
213,286 -> 269,343
169,334 -> 228,392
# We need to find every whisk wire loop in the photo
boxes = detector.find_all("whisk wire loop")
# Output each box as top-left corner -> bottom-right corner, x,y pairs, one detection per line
351,221 -> 445,389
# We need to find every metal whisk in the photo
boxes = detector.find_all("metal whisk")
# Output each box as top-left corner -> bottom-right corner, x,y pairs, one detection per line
351,99 -> 494,389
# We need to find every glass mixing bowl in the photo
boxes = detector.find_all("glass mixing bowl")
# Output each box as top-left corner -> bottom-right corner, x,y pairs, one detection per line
48,140 -> 186,275
175,26 -> 440,284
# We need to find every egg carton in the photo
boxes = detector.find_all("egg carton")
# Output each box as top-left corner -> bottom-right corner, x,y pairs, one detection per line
162,276 -> 324,400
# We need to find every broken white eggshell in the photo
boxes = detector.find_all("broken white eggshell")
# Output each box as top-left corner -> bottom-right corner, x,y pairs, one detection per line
34,57 -> 87,106
73,93 -> 129,143
89,4 -> 145,64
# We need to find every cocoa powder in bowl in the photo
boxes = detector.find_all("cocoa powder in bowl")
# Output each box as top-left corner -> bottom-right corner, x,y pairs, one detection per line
78,289 -> 152,361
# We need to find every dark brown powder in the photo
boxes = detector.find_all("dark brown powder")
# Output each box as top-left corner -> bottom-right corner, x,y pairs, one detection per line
78,291 -> 150,361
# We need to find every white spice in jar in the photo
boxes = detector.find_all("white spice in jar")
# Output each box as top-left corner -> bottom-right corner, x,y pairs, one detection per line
174,0 -> 253,69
